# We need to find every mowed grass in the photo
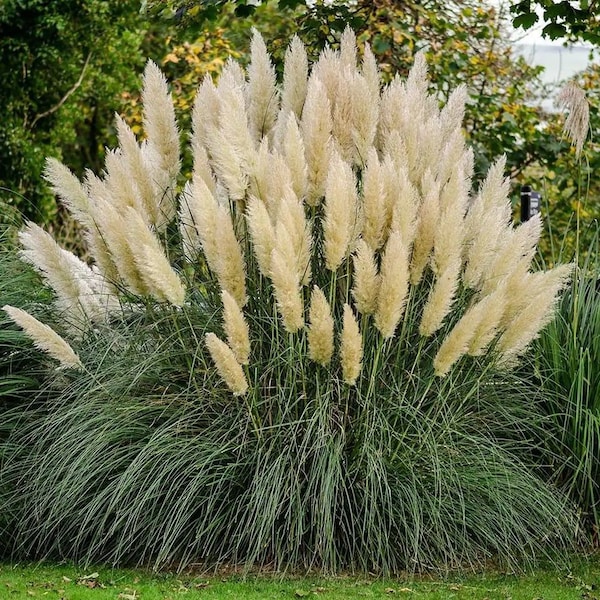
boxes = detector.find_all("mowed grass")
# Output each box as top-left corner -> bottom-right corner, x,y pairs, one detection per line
1,558 -> 600,600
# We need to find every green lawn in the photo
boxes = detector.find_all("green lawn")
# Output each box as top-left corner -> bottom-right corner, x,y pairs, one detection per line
1,559 -> 600,600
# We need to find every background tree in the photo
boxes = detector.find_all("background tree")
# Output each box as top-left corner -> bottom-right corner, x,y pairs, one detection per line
0,0 -> 147,224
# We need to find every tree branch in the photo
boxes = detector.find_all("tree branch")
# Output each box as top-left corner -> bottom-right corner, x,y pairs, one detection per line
30,52 -> 92,129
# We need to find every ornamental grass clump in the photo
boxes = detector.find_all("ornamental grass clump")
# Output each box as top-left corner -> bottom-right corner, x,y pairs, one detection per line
2,29 -> 577,571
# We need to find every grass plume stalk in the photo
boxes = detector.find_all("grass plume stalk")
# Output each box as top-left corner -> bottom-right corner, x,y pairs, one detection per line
1,32 -> 577,571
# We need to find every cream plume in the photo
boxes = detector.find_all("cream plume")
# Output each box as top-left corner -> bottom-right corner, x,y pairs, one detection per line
375,231 -> 410,339
221,290 -> 251,365
115,116 -> 160,225
282,114 -> 308,201
246,195 -> 276,277
3,305 -> 82,369
361,149 -> 386,250
410,173 -> 440,285
556,81 -> 589,157
215,205 -> 247,308
419,258 -> 462,337
43,158 -> 92,228
205,332 -> 248,396
301,76 -> 332,205
307,286 -> 334,366
323,151 -> 357,271
433,291 -> 504,376
281,35 -> 309,120
192,74 -> 221,153
124,208 -> 186,307
141,60 -> 180,228
247,29 -> 279,142
463,156 -> 511,289
497,264 -> 573,364
277,187 -> 312,285
18,222 -> 117,327
270,224 -> 304,333
351,239 -> 380,316
340,303 -> 363,385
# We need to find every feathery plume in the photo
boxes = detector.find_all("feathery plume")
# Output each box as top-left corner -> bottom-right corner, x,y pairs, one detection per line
282,114 -> 308,201
280,35 -> 308,121
410,174 -> 440,285
215,205 -> 247,307
419,258 -> 461,337
247,29 -> 279,142
270,224 -> 304,333
141,60 -> 180,228
374,232 -> 410,339
307,286 -> 334,366
463,156 -> 511,289
3,305 -> 82,369
221,290 -> 251,365
205,332 -> 248,396
351,239 -> 380,316
556,80 -> 589,157
43,158 -> 92,227
277,186 -> 312,285
246,195 -> 276,277
340,303 -> 363,385
192,74 -> 221,153
301,77 -> 332,205
323,151 -> 357,271
497,264 -> 573,364
361,149 -> 386,250
124,207 -> 186,306
433,291 -> 504,376
115,116 -> 160,225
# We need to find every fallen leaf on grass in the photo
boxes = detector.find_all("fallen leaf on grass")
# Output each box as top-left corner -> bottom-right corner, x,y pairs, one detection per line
118,592 -> 138,600
295,590 -> 310,597
62,576 -> 72,583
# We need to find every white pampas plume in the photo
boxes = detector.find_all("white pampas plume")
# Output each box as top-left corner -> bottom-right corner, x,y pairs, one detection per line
556,80 -> 589,157
497,264 -> 573,364
205,332 -> 248,396
433,291 -> 504,376
281,35 -> 308,121
361,149 -> 386,250
463,156 -> 512,289
419,258 -> 462,337
247,29 -> 279,142
340,303 -> 363,385
282,114 -> 308,201
351,239 -> 380,316
271,224 -> 304,333
340,26 -> 357,69
410,173 -> 440,285
43,158 -> 92,228
142,60 -> 180,180
18,222 -> 116,327
349,72 -> 379,165
307,285 -> 334,366
221,290 -> 251,365
277,186 -> 312,285
192,74 -> 221,153
115,116 -> 159,225
141,60 -> 180,228
374,231 -> 410,339
246,195 -> 276,277
386,159 -> 419,248
323,151 -> 357,271
301,77 -> 332,205
3,305 -> 82,369
361,43 -> 380,102
124,207 -> 186,306
215,204 -> 247,307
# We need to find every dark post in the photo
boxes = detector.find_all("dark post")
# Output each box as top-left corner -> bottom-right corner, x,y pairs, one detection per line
520,185 -> 541,222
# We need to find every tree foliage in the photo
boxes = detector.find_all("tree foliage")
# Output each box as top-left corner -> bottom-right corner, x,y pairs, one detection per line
0,0 -> 146,224
510,0 -> 600,45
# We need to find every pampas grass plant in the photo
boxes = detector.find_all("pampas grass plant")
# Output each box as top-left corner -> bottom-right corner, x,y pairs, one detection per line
1,30 -> 577,572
